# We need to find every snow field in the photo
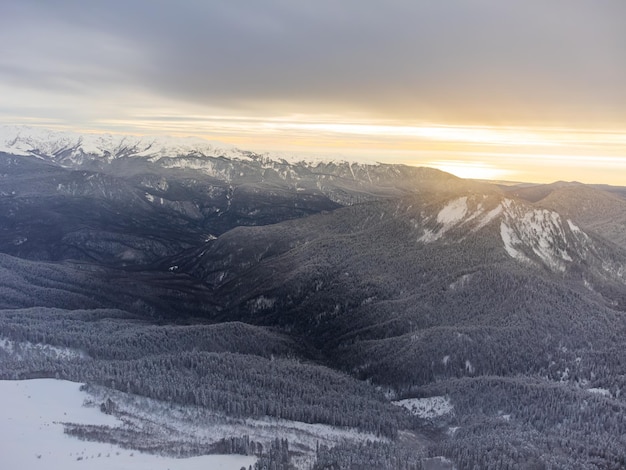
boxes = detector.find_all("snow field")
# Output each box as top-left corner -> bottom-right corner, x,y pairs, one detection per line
0,379 -> 255,470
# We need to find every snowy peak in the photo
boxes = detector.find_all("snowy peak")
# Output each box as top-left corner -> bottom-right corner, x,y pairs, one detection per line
0,125 -> 243,165
0,126 -> 481,207
0,126 -> 381,185
0,125 -> 375,170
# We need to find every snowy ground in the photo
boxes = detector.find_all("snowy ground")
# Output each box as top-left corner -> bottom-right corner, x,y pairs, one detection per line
392,396 -> 453,419
83,382 -> 383,468
0,379 -> 256,470
0,337 -> 86,360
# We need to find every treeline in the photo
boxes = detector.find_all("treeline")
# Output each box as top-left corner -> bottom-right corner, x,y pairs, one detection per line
0,309 -> 413,438
2,350 -> 409,438
66,351 -> 409,437
0,308 -> 300,360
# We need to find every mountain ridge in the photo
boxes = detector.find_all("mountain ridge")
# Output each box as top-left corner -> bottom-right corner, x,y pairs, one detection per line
3,127 -> 626,467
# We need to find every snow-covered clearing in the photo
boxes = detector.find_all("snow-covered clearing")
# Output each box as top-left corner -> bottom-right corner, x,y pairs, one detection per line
0,337 -> 86,360
84,383 -> 383,468
392,396 -> 453,419
0,379 -> 255,470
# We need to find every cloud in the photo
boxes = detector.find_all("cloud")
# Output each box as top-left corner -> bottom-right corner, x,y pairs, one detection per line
1,0 -> 626,125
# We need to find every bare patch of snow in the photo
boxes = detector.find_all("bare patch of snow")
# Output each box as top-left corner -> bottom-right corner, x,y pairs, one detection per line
437,197 -> 468,225
567,219 -> 584,235
419,197 -> 469,242
500,221 -> 527,261
419,229 -> 439,243
473,204 -> 503,231
392,396 -> 453,419
420,196 -> 505,243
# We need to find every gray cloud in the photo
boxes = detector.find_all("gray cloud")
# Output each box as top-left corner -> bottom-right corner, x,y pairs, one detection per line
2,0 -> 626,125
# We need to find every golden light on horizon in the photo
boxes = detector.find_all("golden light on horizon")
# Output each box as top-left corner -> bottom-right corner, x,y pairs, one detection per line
53,113 -> 626,185
427,160 -> 512,181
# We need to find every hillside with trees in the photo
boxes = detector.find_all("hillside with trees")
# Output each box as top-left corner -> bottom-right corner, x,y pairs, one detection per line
2,131 -> 626,468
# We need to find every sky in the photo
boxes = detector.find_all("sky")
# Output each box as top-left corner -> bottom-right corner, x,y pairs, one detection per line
1,1 -> 626,184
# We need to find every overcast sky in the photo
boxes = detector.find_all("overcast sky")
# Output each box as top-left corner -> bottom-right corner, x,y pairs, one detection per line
2,1 -> 626,183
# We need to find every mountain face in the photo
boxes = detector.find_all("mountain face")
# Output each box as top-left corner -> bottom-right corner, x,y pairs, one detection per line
178,190 -> 626,380
2,127 -> 626,468
0,126 -> 479,265
505,181 -> 626,250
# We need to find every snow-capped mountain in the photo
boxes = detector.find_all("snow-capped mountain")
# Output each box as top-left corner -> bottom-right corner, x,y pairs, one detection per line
0,125 -> 247,165
0,125 -> 479,207
0,125 -> 383,167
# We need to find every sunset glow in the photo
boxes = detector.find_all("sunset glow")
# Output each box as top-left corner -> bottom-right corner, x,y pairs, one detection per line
1,1 -> 625,185
55,112 -> 626,184
427,160 -> 512,181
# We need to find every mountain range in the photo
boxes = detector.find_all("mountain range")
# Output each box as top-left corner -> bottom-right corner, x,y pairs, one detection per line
2,126 -> 626,469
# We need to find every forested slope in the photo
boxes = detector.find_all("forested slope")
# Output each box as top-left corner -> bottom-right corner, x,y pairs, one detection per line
2,129 -> 626,468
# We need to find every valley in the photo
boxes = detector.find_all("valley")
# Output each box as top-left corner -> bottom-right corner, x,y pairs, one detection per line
2,127 -> 626,469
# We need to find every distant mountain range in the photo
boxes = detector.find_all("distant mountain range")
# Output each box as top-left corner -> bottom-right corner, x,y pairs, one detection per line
2,126 -> 626,468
